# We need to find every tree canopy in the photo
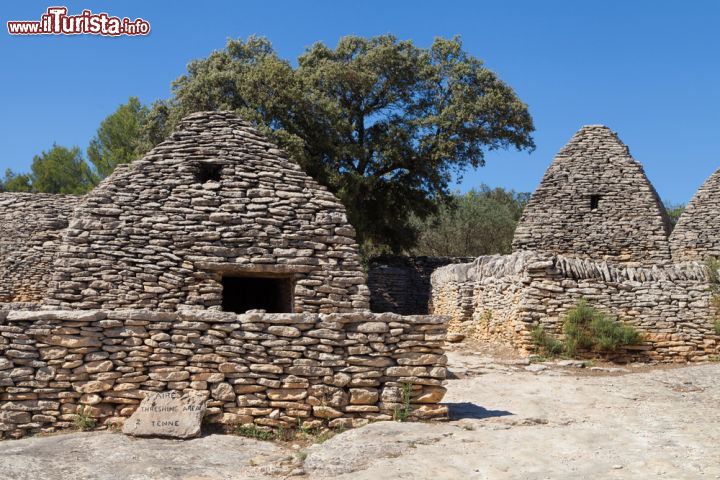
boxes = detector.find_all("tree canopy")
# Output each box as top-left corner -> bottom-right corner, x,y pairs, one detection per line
30,145 -> 97,194
410,186 -> 530,256
0,169 -> 32,193
149,35 -> 535,252
87,97 -> 149,178
1,145 -> 97,194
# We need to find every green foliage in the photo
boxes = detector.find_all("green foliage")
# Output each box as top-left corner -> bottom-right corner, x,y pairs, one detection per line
410,186 -> 529,256
147,34 -> 534,252
0,169 -> 33,192
563,300 -> 642,356
663,201 -> 685,229
31,145 -> 98,194
531,300 -> 642,357
530,325 -> 564,356
562,300 -> 602,356
73,405 -> 96,430
5,98 -> 151,194
393,382 -> 413,422
87,97 -> 150,178
589,316 -> 642,352
8,145 -> 97,194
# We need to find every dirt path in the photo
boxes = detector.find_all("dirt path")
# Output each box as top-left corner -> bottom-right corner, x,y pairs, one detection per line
2,351 -> 719,480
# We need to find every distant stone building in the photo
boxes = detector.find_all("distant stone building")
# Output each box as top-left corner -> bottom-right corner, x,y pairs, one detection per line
47,111 -> 370,313
670,167 -> 720,262
512,125 -> 672,266
0,193 -> 80,303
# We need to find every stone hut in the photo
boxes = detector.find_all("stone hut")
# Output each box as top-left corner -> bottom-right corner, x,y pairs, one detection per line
512,125 -> 672,266
47,111 -> 370,313
670,167 -> 720,262
0,193 -> 81,303
429,125 -> 720,362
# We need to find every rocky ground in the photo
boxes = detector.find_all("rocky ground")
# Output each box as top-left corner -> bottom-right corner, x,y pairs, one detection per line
1,346 -> 719,480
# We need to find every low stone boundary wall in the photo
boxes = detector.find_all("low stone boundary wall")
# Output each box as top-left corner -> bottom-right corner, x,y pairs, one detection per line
0,310 -> 448,439
431,252 -> 719,362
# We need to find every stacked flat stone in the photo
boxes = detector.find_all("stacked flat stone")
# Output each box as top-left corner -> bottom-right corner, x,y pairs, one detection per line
46,111 -> 369,312
431,252 -> 718,362
512,126 -> 672,266
0,193 -> 81,303
368,256 -> 473,314
0,309 -> 448,439
670,167 -> 720,262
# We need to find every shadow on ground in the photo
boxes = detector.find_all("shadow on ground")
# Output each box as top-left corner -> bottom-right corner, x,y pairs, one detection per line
446,402 -> 513,420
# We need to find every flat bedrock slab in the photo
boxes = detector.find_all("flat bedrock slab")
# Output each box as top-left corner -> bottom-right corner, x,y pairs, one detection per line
0,432 -> 289,480
122,390 -> 208,439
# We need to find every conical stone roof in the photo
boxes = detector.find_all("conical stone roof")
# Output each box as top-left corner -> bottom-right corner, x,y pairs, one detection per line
511,125 -> 672,265
670,167 -> 720,262
47,111 -> 369,312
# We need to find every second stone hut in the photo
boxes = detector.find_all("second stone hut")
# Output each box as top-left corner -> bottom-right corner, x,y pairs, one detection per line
511,125 -> 673,266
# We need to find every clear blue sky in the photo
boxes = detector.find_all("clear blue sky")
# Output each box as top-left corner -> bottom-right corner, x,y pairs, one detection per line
1,1 -> 719,204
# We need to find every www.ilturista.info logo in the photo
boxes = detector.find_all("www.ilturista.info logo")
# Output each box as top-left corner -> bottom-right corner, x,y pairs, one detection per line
7,7 -> 150,36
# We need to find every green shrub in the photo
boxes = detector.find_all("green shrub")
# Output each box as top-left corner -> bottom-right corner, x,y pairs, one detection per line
562,299 -> 605,355
530,300 -> 642,358
563,300 -> 641,355
530,325 -> 565,356
590,316 -> 642,351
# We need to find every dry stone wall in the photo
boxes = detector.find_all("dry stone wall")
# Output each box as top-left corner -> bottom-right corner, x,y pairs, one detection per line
0,309 -> 448,439
670,167 -> 720,262
47,111 -> 369,313
431,252 -> 718,362
368,256 -> 473,314
0,193 -> 81,303
512,126 -> 672,266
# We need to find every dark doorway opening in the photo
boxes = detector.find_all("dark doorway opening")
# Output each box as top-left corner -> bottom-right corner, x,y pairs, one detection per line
590,194 -> 601,210
196,163 -> 222,183
221,276 -> 294,313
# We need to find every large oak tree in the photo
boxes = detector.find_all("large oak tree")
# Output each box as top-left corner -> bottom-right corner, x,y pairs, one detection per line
150,35 -> 535,252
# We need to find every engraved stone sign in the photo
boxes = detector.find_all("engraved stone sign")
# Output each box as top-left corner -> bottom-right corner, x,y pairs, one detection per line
122,390 -> 208,439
